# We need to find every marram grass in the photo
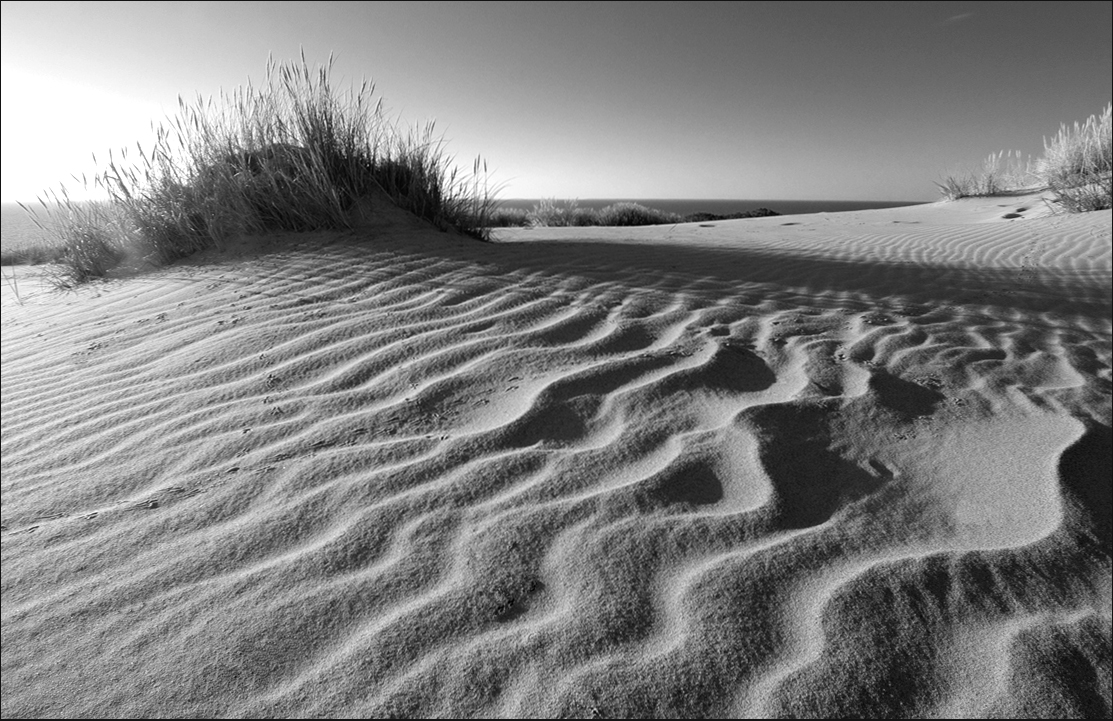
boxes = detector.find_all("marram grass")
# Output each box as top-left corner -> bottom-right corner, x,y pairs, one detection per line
936,149 -> 1036,200
1038,102 -> 1112,212
23,53 -> 499,287
937,102 -> 1111,211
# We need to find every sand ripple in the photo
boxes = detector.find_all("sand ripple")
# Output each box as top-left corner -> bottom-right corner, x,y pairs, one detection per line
2,201 -> 1110,717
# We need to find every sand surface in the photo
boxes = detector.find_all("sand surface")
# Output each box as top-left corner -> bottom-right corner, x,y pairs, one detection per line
2,192 -> 1110,717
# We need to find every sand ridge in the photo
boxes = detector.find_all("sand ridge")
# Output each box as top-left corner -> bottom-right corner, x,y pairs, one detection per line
1,195 -> 1110,717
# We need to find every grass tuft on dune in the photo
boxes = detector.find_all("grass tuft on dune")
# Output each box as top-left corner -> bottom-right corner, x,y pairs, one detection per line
1039,102 -> 1113,212
20,53 -> 498,287
938,103 -> 1112,211
936,150 -> 1036,201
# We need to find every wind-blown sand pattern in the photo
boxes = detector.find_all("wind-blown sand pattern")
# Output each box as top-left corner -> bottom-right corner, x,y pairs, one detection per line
2,192 -> 1110,718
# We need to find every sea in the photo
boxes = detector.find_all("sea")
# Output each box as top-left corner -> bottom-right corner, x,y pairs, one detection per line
1,202 -> 52,252
0,198 -> 929,252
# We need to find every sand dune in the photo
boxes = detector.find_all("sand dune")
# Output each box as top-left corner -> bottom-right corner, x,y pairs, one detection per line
2,192 -> 1110,718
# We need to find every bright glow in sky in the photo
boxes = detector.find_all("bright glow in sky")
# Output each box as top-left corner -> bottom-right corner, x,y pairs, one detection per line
2,1 -> 1111,202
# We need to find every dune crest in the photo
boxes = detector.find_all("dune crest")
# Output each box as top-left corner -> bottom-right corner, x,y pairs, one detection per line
2,196 -> 1110,718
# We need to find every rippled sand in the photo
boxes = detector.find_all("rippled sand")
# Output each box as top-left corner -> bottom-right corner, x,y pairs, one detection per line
2,193 -> 1109,717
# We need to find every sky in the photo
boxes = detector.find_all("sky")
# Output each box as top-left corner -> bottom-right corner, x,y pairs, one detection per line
1,1 -> 1110,203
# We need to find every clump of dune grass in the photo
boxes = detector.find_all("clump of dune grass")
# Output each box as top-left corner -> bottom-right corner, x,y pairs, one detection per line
595,202 -> 681,226
21,192 -> 135,285
1037,102 -> 1111,212
936,150 -> 1036,200
486,206 -> 530,228
525,198 -> 586,227
523,199 -> 681,227
25,53 -> 497,287
937,104 -> 1111,212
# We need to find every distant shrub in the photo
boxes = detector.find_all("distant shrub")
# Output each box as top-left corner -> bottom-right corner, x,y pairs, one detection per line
24,53 -> 498,287
568,207 -> 599,226
527,198 -> 582,227
500,200 -> 781,228
0,242 -> 65,266
681,208 -> 780,222
595,202 -> 681,226
1037,102 -> 1111,212
487,207 -> 530,227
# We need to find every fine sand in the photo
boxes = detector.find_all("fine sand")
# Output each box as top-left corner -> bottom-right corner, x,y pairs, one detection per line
1,192 -> 1110,718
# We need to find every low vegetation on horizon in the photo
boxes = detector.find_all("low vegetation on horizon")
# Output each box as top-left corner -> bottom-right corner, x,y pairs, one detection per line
937,102 -> 1112,211
18,54 -> 499,286
487,199 -> 780,228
